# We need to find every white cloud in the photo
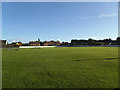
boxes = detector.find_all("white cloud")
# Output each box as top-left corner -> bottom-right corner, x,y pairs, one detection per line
50,39 -> 54,41
57,39 -> 61,42
98,13 -> 117,18
8,38 -> 24,42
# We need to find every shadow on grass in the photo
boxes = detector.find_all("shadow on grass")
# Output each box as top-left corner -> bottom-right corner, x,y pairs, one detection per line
3,48 -> 21,51
74,57 -> 118,61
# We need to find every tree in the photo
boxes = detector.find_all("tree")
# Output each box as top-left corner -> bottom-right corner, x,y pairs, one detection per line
38,38 -> 40,43
88,38 -> 95,45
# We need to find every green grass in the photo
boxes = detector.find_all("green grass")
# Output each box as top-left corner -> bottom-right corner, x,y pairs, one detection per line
2,47 -> 118,88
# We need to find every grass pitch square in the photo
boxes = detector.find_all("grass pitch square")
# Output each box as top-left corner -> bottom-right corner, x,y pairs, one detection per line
2,47 -> 118,88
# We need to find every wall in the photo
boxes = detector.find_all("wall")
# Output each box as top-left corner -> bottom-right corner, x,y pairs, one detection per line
19,46 -> 56,48
19,45 -> 120,48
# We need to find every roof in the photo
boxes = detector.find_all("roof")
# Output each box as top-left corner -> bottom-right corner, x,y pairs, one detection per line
12,42 -> 18,44
43,41 -> 60,43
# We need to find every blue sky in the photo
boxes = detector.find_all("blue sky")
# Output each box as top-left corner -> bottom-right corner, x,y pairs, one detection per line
2,2 -> 118,43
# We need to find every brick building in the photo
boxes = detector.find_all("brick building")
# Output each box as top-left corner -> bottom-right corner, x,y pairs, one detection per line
43,40 -> 61,46
29,39 -> 40,46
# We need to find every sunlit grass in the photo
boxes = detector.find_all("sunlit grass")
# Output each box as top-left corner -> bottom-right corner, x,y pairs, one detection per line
2,47 -> 118,88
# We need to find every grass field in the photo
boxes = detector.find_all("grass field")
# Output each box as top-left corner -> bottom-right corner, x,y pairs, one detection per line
2,47 -> 118,88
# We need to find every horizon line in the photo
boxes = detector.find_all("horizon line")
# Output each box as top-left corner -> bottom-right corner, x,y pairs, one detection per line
1,37 -> 119,43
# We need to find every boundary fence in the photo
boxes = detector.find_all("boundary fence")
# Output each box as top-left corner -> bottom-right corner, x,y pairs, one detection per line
19,45 -> 120,48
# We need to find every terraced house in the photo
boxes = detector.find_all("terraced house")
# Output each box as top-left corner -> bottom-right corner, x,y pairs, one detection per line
43,40 -> 61,46
29,39 -> 40,46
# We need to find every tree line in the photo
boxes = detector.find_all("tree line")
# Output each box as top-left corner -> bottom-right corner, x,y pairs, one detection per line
61,37 -> 120,46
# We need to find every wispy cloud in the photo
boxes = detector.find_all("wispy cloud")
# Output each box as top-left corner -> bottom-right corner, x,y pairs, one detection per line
98,13 -> 117,18
89,37 -> 104,40
89,37 -> 117,40
72,19 -> 77,22
8,38 -> 27,42
79,16 -> 96,20
79,12 -> 117,20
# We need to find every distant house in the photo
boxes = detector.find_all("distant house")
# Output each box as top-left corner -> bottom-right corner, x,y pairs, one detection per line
9,41 -> 23,47
0,40 -> 8,47
29,39 -> 40,46
11,41 -> 23,46
17,41 -> 23,46
22,43 -> 29,46
43,40 -> 61,46
43,41 -> 54,46
29,41 -> 40,46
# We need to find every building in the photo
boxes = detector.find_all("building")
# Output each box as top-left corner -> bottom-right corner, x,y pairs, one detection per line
17,41 -> 23,46
11,41 -> 23,46
29,39 -> 40,46
9,41 -> 23,47
29,41 -> 40,46
0,40 -> 8,48
43,40 -> 61,46
22,43 -> 29,46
